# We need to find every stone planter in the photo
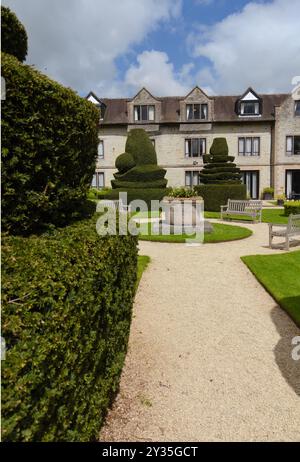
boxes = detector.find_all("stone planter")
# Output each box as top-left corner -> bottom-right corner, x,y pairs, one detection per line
159,196 -> 213,234
263,193 -> 274,200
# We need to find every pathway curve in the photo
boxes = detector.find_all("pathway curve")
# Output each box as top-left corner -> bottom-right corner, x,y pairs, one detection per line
100,222 -> 300,442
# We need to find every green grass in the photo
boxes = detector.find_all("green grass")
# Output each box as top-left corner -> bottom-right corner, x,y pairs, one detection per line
136,255 -> 150,288
204,208 -> 288,224
242,251 -> 300,327
132,210 -> 161,219
138,222 -> 252,244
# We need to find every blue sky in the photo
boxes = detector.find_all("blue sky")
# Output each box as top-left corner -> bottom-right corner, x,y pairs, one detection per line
4,0 -> 300,97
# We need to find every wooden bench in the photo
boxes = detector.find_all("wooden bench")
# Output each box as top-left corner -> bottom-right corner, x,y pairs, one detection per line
97,199 -> 131,213
221,200 -> 263,222
269,213 -> 300,250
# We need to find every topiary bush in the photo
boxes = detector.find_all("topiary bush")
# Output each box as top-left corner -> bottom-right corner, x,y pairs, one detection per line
111,129 -> 167,203
284,201 -> 300,216
107,188 -> 168,208
1,52 -> 100,235
200,138 -> 242,184
125,128 -> 157,165
115,152 -> 136,174
194,184 -> 246,211
1,6 -> 28,62
1,215 -> 138,442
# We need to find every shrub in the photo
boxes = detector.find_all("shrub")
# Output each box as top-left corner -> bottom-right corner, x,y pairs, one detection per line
194,184 -> 247,211
125,129 -> 157,165
112,179 -> 168,189
200,138 -> 242,184
114,164 -> 166,182
167,187 -> 201,198
1,216 -> 138,441
107,188 -> 167,208
284,201 -> 300,216
1,52 -> 99,235
115,152 -> 136,174
1,6 -> 28,62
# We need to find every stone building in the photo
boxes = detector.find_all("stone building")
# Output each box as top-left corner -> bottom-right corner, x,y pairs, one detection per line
87,86 -> 300,199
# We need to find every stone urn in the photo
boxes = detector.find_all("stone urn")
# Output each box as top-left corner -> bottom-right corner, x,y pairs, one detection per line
160,196 -> 213,234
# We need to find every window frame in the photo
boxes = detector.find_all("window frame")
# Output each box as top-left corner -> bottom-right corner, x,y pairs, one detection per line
98,140 -> 104,160
240,101 -> 260,116
186,103 -> 208,121
185,170 -> 201,187
185,138 -> 206,158
238,137 -> 260,156
92,172 -> 105,189
286,135 -> 300,155
134,104 -> 155,122
295,101 -> 300,116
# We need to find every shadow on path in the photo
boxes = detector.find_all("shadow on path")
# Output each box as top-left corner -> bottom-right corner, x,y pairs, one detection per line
271,306 -> 300,396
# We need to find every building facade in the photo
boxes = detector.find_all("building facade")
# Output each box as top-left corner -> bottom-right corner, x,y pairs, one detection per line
87,86 -> 300,199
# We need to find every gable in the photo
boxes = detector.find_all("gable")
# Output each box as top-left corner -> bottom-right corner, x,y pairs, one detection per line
183,86 -> 210,102
131,87 -> 159,104
241,91 -> 259,101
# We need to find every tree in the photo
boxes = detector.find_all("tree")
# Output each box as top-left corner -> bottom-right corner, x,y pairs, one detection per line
200,137 -> 242,184
1,6 -> 28,62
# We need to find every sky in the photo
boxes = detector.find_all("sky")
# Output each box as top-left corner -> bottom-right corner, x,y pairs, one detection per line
3,0 -> 300,97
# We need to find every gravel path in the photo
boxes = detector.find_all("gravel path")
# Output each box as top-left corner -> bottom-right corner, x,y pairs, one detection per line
100,222 -> 300,442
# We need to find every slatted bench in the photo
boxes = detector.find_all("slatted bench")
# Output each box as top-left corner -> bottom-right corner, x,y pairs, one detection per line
97,199 -> 131,213
269,213 -> 300,250
221,200 -> 263,223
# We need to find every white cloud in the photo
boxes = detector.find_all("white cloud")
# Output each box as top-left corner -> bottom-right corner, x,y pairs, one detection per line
122,50 -> 190,96
190,0 -> 300,94
3,0 -> 182,95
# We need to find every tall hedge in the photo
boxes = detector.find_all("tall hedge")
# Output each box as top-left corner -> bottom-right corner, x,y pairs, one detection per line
1,216 -> 138,442
194,184 -> 247,211
1,6 -> 28,62
1,52 -> 100,235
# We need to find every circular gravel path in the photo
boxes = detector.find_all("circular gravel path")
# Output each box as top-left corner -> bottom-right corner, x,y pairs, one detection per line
100,221 -> 300,442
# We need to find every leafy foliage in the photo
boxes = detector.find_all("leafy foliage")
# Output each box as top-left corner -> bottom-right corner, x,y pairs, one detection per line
167,187 -> 201,198
112,129 -> 167,203
1,52 -> 100,235
125,128 -> 157,165
1,216 -> 138,441
194,184 -> 246,211
200,137 -> 242,184
1,6 -> 28,62
284,201 -> 300,216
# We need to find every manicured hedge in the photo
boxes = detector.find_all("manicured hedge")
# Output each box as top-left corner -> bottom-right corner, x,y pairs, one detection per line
125,128 -> 157,165
1,52 -> 99,235
114,164 -> 167,182
112,179 -> 168,189
284,201 -> 300,216
107,188 -> 167,208
1,216 -> 138,441
194,184 -> 246,211
1,6 -> 28,62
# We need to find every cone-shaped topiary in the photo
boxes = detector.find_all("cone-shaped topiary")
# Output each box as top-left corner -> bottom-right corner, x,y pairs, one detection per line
110,129 -> 167,204
1,6 -> 28,62
200,137 -> 242,184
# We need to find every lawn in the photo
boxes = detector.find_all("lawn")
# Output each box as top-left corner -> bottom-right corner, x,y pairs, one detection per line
138,222 -> 252,244
137,255 -> 150,288
204,208 -> 288,224
242,251 -> 300,327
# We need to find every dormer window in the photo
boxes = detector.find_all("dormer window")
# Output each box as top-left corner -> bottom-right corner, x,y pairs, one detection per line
295,101 -> 300,116
186,103 -> 208,120
238,88 -> 261,117
134,105 -> 155,121
240,101 -> 260,115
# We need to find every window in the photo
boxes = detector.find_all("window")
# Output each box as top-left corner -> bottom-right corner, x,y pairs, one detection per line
186,103 -> 208,120
185,138 -> 206,157
241,171 -> 259,199
92,172 -> 105,189
295,101 -> 300,116
286,136 -> 300,155
238,137 -> 260,156
134,105 -> 155,121
240,101 -> 260,116
185,171 -> 201,187
98,140 -> 104,160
